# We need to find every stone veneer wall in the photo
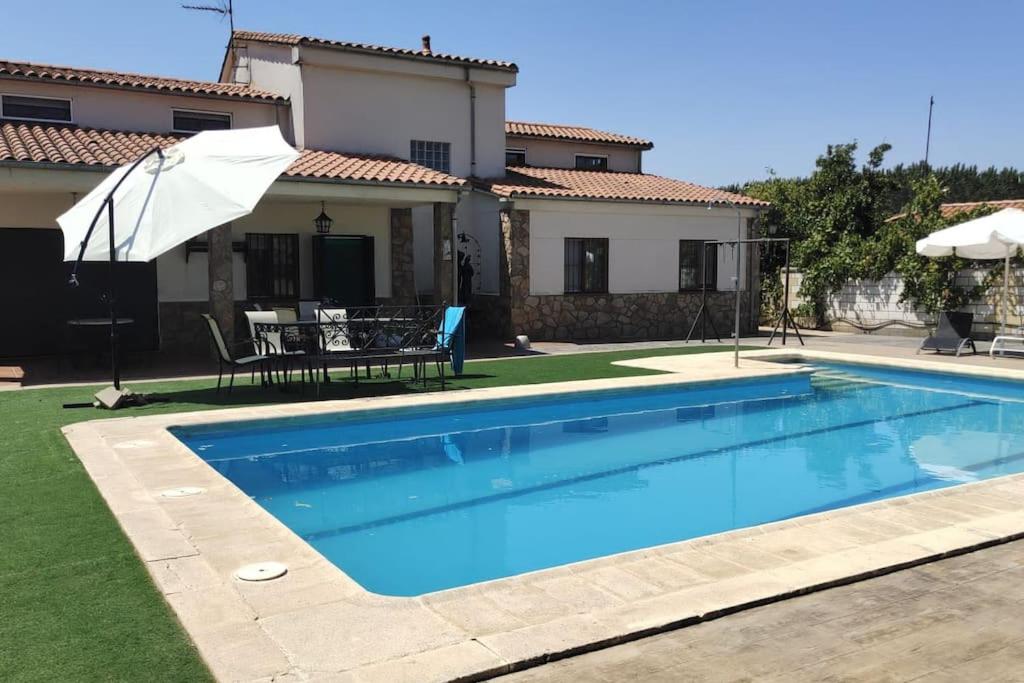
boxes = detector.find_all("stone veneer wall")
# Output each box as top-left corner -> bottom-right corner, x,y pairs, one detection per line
159,301 -> 256,357
499,206 -> 756,341
514,292 -> 751,341
383,207 -> 416,305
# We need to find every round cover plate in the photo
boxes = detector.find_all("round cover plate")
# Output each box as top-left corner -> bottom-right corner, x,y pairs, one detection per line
235,562 -> 288,582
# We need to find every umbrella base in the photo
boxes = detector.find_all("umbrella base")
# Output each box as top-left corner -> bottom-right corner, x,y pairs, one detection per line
89,386 -> 169,410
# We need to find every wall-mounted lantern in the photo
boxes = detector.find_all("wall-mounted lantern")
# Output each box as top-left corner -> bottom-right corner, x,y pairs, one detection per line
314,201 -> 333,234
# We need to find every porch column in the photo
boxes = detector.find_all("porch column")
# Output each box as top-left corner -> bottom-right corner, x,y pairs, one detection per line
433,202 -> 455,304
389,208 -> 416,304
500,207 -> 531,334
207,223 -> 234,347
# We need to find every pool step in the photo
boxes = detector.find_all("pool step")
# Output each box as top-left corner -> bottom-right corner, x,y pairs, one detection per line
811,372 -> 868,392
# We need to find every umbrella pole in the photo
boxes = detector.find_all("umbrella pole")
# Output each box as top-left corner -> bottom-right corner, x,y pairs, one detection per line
1004,251 -> 1010,336
107,198 -> 120,390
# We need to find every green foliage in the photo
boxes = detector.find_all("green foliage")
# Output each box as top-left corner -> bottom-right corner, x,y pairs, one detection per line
740,142 -> 896,324
732,144 -> 1021,324
871,176 -> 991,314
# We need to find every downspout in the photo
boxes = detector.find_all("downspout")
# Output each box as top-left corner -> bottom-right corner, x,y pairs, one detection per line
464,67 -> 477,177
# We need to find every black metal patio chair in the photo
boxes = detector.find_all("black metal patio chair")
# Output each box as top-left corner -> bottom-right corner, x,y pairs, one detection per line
201,314 -> 269,392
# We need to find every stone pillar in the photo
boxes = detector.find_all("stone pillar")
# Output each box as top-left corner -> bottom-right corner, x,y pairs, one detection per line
433,202 -> 455,304
389,208 -> 415,304
207,223 -> 234,348
500,208 -> 531,334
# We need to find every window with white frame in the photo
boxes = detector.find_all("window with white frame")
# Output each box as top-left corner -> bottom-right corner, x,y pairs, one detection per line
172,109 -> 231,133
410,140 -> 451,173
574,154 -> 608,170
1,94 -> 72,123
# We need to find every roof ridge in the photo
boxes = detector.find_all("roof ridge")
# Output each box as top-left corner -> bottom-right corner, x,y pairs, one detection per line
232,29 -> 517,71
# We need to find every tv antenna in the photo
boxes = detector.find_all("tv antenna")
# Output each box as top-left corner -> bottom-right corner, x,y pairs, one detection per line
182,0 -> 234,35
924,95 -> 934,167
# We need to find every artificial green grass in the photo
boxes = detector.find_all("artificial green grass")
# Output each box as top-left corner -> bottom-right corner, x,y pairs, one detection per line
0,344 -> 743,681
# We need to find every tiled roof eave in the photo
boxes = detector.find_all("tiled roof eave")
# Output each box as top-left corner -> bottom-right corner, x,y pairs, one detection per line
497,191 -> 765,208
0,157 -> 465,189
278,173 -> 466,189
506,132 -> 653,150
0,66 -> 285,103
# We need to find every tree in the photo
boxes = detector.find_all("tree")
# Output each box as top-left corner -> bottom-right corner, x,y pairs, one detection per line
739,142 -> 895,324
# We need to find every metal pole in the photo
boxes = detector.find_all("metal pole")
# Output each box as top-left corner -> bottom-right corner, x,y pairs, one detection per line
925,95 -> 934,167
782,240 -> 791,345
107,199 -> 120,390
700,243 -> 707,342
733,206 -> 742,369
1003,251 -> 1010,336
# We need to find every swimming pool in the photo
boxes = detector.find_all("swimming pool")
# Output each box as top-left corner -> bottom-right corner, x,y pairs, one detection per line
172,363 -> 1024,596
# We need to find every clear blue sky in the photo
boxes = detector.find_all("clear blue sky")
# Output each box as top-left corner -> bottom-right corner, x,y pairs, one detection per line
3,0 -> 1021,186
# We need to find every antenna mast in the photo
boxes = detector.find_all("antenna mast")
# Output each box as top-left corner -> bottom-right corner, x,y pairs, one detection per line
924,95 -> 934,167
182,0 -> 234,38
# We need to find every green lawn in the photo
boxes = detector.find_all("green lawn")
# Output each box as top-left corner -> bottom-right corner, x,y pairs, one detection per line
0,344 -> 740,681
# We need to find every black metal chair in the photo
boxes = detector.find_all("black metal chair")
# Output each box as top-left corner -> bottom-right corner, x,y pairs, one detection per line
918,311 -> 977,357
201,314 -> 269,392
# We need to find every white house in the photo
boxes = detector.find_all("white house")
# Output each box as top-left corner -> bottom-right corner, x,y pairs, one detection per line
0,30 -> 765,358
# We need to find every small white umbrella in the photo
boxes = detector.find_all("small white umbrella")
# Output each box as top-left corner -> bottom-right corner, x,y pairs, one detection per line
915,208 -> 1024,334
57,125 -> 299,396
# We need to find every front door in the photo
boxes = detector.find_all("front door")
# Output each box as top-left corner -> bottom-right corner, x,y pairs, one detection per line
312,235 -> 375,306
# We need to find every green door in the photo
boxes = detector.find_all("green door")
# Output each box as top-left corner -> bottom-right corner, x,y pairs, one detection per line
312,235 -> 375,306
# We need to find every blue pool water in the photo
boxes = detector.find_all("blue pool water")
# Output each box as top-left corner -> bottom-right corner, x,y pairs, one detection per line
172,363 -> 1024,596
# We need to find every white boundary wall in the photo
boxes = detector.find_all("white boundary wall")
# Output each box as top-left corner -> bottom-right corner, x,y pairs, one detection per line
787,269 -> 1024,334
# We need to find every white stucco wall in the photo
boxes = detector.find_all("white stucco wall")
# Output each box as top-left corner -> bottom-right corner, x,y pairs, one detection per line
297,62 -> 507,177
521,200 -> 754,296
410,192 -> 501,296
791,270 -> 1024,330
156,200 -> 391,302
0,80 -> 281,134
505,136 -> 642,172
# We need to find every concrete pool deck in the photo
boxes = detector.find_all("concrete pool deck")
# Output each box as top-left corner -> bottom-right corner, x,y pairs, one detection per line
63,349 -> 1024,681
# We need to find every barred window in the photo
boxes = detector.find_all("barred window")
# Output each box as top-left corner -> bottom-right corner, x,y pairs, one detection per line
564,238 -> 609,294
246,233 -> 299,300
410,140 -> 451,173
679,240 -> 716,291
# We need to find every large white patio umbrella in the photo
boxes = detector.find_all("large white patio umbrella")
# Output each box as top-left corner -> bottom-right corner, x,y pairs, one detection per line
915,208 -> 1024,334
57,125 -> 299,400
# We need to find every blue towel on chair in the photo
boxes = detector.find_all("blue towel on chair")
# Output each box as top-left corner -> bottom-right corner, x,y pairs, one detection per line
438,307 -> 466,376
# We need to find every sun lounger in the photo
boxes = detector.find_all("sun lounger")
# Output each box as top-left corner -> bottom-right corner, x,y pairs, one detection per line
918,311 -> 976,357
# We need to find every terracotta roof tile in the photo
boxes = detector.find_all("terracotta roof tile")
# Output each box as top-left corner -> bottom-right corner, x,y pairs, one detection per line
286,149 -> 464,186
506,121 -> 653,149
940,199 -> 1024,218
233,30 -> 517,72
0,59 -> 285,102
485,166 -> 767,207
0,123 -> 465,187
